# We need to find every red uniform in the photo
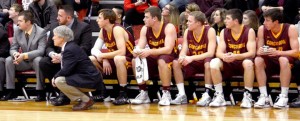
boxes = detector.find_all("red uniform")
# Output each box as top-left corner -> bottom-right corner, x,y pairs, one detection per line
262,24 -> 294,75
222,25 -> 252,79
145,22 -> 178,77
102,24 -> 135,77
183,26 -> 212,79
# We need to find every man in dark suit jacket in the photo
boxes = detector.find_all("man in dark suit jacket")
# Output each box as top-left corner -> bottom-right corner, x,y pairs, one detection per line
28,0 -> 58,32
52,25 -> 101,111
0,26 -> 10,97
3,11 -> 47,101
39,5 -> 93,105
0,0 -> 15,24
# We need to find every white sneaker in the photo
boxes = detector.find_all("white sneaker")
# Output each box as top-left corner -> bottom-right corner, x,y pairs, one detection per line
158,90 -> 171,106
254,94 -> 271,108
209,92 -> 226,107
170,94 -> 187,105
273,94 -> 289,109
104,96 -> 111,102
196,92 -> 211,107
240,91 -> 253,108
131,90 -> 150,104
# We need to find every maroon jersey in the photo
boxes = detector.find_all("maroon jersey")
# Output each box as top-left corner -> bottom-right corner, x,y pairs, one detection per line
224,25 -> 250,54
102,24 -> 135,58
263,24 -> 291,51
146,22 -> 178,55
187,26 -> 210,55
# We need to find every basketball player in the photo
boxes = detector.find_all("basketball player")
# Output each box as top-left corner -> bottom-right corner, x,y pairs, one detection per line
131,6 -> 178,106
91,9 -> 135,105
254,8 -> 299,109
171,11 -> 217,106
209,9 -> 256,108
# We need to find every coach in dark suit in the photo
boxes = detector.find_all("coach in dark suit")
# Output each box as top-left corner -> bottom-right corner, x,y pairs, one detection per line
3,11 -> 47,101
0,27 -> 10,97
39,5 -> 92,104
52,25 -> 101,111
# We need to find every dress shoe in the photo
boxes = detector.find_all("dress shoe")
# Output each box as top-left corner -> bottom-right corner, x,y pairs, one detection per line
50,94 -> 70,106
35,94 -> 46,102
92,94 -> 111,102
290,95 -> 300,108
72,98 -> 95,111
0,90 -> 16,101
35,91 -> 46,102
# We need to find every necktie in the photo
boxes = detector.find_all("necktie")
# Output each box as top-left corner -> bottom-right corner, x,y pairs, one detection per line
60,51 -> 63,68
25,33 -> 29,42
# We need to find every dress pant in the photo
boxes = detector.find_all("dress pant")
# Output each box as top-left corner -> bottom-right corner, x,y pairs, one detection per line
55,77 -> 95,102
293,60 -> 300,85
5,56 -> 44,90
0,58 -> 5,91
39,57 -> 61,80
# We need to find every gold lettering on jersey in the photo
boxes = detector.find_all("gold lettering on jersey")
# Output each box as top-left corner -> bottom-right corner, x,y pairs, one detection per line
188,43 -> 207,51
266,39 -> 287,46
228,43 -> 246,49
149,39 -> 164,47
105,41 -> 116,48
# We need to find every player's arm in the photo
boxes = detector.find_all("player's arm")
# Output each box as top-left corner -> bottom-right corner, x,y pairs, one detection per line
234,28 -> 256,60
256,25 -> 265,56
91,29 -> 104,57
215,29 -> 227,59
178,29 -> 189,57
280,25 -> 299,58
191,27 -> 217,61
136,26 -> 148,49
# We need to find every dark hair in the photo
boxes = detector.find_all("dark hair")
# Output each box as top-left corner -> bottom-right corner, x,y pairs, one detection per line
99,9 -> 116,24
263,9 -> 283,23
226,9 -> 243,24
59,5 -> 74,18
18,10 -> 34,24
113,6 -> 124,18
189,11 -> 206,25
11,3 -> 23,13
144,6 -> 162,21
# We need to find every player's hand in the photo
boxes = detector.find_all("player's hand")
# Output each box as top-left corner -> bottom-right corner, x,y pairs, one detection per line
223,53 -> 234,63
96,54 -> 103,62
139,49 -> 151,58
178,55 -> 186,64
103,59 -> 112,75
267,48 -> 279,57
182,56 -> 193,66
133,47 -> 142,57
258,47 -> 266,55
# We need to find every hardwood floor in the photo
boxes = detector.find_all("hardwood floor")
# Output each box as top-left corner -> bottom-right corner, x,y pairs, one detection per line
0,101 -> 300,121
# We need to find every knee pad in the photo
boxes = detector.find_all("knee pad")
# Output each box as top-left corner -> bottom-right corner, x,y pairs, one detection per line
210,58 -> 222,70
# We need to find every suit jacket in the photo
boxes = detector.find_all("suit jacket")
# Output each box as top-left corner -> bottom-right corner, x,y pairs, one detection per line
0,0 -> 15,9
0,28 -> 9,58
54,42 -> 102,89
28,0 -> 58,31
10,24 -> 47,60
45,19 -> 92,56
